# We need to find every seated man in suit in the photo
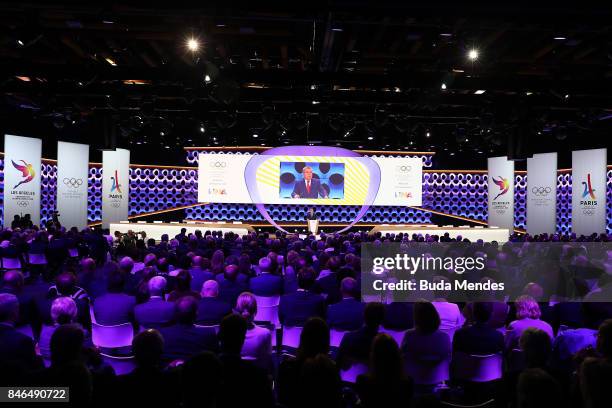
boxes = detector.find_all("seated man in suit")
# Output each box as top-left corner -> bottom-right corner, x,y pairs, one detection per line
158,296 -> 218,365
291,166 -> 328,199
279,266 -> 326,327
327,277 -> 364,331
93,269 -> 135,325
196,280 -> 232,326
336,302 -> 385,370
315,256 -> 343,304
0,293 -> 42,381
189,256 -> 213,292
217,314 -> 274,407
134,276 -> 175,329
217,265 -> 248,306
453,301 -> 504,355
249,257 -> 283,297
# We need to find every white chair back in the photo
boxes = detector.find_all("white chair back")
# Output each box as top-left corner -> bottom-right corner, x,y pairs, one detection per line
340,362 -> 369,383
2,257 -> 22,269
91,322 -> 134,349
28,253 -> 47,265
452,353 -> 503,382
281,326 -> 303,349
330,329 -> 349,348
404,356 -> 450,385
254,295 -> 280,326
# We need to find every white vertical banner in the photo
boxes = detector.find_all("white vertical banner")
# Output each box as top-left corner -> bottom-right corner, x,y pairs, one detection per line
527,153 -> 557,235
572,148 -> 607,236
57,142 -> 89,230
102,148 -> 130,229
3,135 -> 42,226
488,156 -> 515,230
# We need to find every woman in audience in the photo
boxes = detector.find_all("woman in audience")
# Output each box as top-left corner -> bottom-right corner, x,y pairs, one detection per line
277,317 -> 332,407
357,333 -> 413,408
506,295 -> 554,350
38,297 -> 88,362
210,249 -> 225,276
401,300 -> 451,369
234,292 -> 272,370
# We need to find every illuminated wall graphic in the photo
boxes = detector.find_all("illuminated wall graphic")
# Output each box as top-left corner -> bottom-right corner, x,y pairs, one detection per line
0,152 -> 610,234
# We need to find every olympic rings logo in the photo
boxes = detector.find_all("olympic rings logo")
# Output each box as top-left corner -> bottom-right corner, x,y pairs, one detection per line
17,201 -> 28,207
63,178 -> 84,188
111,202 -> 121,208
209,161 -> 227,168
395,165 -> 412,172
582,209 -> 595,216
531,186 -> 552,196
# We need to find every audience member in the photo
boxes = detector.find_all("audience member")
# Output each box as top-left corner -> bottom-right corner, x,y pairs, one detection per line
356,333 -> 413,408
279,266 -> 326,327
234,292 -> 272,369
158,296 -> 218,364
196,280 -> 232,325
134,276 -> 175,328
327,277 -> 364,331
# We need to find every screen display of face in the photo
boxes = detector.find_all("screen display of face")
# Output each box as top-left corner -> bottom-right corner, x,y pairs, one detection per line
278,162 -> 345,199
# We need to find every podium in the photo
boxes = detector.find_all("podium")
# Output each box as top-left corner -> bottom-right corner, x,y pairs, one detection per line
308,219 -> 319,235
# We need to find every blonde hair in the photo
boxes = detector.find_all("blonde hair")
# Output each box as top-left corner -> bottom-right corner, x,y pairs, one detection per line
235,292 -> 257,321
515,295 -> 541,320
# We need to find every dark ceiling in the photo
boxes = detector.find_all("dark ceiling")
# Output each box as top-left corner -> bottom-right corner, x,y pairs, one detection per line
0,2 -> 611,168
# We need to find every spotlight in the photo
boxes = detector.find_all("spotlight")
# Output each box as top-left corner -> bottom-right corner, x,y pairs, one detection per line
312,100 -> 320,105
553,36 -> 567,41
160,131 -> 165,136
204,74 -> 211,84
426,131 -> 431,138
474,89 -> 486,95
104,57 -> 117,66
468,49 -> 479,61
367,136 -> 374,140
441,83 -> 447,90
16,39 -> 24,47
252,133 -> 258,138
187,38 -> 199,52
199,126 -> 205,133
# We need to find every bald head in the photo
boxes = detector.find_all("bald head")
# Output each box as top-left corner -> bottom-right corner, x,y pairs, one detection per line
119,256 -> 134,273
192,256 -> 203,268
3,270 -> 24,290
201,280 -> 219,298
80,258 -> 96,273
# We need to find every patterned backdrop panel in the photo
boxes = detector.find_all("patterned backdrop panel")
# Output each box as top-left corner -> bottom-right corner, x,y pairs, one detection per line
0,156 -> 610,234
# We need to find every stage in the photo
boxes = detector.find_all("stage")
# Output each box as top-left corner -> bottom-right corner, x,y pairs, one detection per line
369,224 -> 510,243
110,221 -> 254,240
111,220 -> 509,243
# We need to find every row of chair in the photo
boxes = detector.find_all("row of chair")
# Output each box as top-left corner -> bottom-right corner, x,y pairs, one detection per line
0,249 -> 80,270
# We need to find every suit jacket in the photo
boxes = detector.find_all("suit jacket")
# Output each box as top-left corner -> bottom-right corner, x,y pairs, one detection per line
134,297 -> 175,329
249,273 -> 283,297
292,178 -> 327,199
0,324 -> 42,376
190,268 -> 214,292
452,323 -> 504,355
279,290 -> 326,327
314,273 -> 341,304
158,323 -> 218,364
327,298 -> 365,331
217,279 -> 247,306
218,353 -> 274,408
337,326 -> 378,367
383,302 -> 414,331
196,297 -> 232,326
93,293 -> 135,325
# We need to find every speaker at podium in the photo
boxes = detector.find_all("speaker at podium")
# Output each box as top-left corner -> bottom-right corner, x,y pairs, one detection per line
306,208 -> 319,235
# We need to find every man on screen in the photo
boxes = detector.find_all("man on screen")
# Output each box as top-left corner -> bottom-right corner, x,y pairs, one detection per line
291,166 -> 328,199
